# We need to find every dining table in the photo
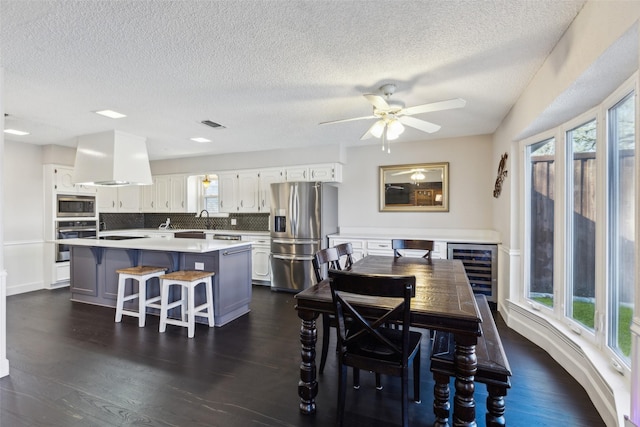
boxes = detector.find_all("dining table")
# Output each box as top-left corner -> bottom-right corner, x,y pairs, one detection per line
294,255 -> 483,426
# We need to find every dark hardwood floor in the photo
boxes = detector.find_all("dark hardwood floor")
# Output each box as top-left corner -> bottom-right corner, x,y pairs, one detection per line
2,286 -> 605,427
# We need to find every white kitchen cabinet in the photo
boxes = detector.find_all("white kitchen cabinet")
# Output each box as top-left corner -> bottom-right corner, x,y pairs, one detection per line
366,239 -> 395,256
284,166 -> 309,181
170,175 -> 187,212
50,165 -> 97,194
141,179 -> 156,211
97,186 -> 118,212
237,171 -> 260,212
309,163 -> 342,182
242,234 -> 271,283
152,175 -> 186,212
218,170 -> 267,213
258,168 -> 284,212
97,185 -> 141,213
284,163 -> 342,183
328,236 -> 447,260
218,172 -> 238,213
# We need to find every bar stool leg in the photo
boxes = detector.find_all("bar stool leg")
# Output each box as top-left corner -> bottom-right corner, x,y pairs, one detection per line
138,279 -> 147,327
204,277 -> 215,327
187,282 -> 196,338
180,286 -> 187,322
115,275 -> 128,323
159,281 -> 169,333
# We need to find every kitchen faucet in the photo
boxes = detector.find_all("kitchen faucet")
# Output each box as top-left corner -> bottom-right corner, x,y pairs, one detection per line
199,209 -> 212,229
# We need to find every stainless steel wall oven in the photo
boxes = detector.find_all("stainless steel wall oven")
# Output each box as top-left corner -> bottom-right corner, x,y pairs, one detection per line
55,220 -> 97,262
56,194 -> 96,218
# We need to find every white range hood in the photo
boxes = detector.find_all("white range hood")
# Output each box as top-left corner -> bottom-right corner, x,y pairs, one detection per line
72,130 -> 152,186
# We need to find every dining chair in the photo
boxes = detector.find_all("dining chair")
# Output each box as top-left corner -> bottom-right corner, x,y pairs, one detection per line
312,247 -> 342,375
392,239 -> 434,259
313,248 -> 380,387
334,242 -> 354,270
328,269 -> 422,427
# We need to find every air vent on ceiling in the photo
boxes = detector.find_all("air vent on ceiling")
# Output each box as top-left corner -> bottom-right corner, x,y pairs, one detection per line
201,120 -> 225,129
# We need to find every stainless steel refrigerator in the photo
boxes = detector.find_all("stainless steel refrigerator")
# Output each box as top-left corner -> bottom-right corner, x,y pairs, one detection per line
270,181 -> 338,292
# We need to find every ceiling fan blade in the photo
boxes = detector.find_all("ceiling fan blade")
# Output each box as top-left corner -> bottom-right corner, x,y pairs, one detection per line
319,115 -> 376,125
364,94 -> 390,111
401,98 -> 466,116
360,120 -> 381,140
398,116 -> 441,133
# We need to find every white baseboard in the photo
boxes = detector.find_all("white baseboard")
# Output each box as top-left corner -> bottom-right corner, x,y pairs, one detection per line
506,300 -> 628,427
6,281 -> 44,296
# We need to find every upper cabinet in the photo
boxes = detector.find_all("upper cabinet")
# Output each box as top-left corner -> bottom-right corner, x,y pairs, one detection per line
258,168 -> 284,212
97,185 -> 141,213
50,165 -> 97,194
218,168 -> 285,213
142,175 -> 186,213
285,163 -> 342,183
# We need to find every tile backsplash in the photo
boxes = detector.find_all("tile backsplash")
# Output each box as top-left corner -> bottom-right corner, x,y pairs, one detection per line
100,212 -> 269,232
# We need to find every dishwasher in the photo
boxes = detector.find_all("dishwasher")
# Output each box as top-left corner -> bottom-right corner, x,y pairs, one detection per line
212,234 -> 241,241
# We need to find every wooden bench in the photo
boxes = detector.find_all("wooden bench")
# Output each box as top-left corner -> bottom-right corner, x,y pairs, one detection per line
430,294 -> 512,427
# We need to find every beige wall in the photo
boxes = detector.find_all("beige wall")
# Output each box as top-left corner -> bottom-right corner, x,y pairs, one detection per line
340,135 -> 493,230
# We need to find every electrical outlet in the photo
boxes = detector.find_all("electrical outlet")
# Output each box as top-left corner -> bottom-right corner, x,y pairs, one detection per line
231,218 -> 237,225
194,262 -> 204,270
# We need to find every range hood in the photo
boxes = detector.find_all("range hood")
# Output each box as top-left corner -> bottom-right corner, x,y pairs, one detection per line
72,130 -> 152,186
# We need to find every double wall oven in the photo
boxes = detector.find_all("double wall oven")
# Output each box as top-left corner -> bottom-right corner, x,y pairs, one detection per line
55,194 -> 97,262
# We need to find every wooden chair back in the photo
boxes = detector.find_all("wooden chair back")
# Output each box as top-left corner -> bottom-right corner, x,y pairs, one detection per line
312,247 -> 341,283
328,269 -> 416,366
392,239 -> 434,259
334,242 -> 354,270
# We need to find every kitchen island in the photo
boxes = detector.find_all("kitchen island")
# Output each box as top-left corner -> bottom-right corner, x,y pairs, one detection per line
62,236 -> 253,326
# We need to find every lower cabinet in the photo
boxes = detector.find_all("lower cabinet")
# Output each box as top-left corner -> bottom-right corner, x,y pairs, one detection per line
242,234 -> 271,284
328,237 -> 447,260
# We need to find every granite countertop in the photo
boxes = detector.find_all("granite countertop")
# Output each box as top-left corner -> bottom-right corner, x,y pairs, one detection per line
59,236 -> 252,253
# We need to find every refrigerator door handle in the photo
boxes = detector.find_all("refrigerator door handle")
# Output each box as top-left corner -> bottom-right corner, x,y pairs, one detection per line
272,254 -> 315,261
272,238 -> 318,245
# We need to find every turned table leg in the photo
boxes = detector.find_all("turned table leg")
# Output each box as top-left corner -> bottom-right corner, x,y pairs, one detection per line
298,309 -> 319,414
486,384 -> 507,427
453,334 -> 477,427
433,371 -> 451,427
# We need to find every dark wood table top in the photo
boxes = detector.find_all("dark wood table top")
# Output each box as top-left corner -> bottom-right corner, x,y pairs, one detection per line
295,256 -> 482,336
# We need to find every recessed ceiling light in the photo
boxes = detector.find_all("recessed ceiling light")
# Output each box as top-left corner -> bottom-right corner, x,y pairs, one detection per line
190,137 -> 211,143
4,129 -> 30,136
94,109 -> 127,119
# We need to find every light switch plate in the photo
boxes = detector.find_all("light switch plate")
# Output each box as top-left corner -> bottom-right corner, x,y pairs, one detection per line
231,218 -> 237,225
195,262 -> 204,270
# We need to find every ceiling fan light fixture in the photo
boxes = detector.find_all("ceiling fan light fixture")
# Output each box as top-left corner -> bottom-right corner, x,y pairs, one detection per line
370,120 -> 386,138
386,119 -> 404,138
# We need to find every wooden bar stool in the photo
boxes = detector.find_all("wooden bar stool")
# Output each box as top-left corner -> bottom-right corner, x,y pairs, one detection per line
115,266 -> 167,327
159,270 -> 215,338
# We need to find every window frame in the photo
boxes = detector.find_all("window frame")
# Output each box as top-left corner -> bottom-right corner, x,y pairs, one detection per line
520,73 -> 638,375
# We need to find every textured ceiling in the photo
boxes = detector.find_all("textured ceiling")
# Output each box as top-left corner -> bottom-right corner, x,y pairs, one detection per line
1,0 -> 586,160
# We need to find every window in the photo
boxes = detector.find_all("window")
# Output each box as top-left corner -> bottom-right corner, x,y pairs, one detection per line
607,92 -> 635,359
523,77 -> 636,370
202,174 -> 219,213
527,138 -> 556,307
566,119 -> 597,331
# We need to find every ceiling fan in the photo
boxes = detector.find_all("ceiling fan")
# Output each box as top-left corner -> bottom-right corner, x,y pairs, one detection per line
320,83 -> 466,152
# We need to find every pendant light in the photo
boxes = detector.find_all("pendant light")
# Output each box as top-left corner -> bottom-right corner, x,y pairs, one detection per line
202,175 -> 211,188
